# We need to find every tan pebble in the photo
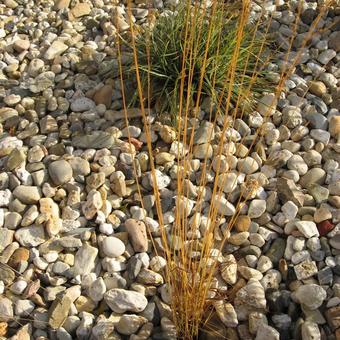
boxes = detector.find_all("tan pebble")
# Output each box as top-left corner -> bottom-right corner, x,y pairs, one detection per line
93,85 -> 113,109
0,322 -> 8,337
234,215 -> 251,232
308,80 -> 327,97
329,115 -> 340,137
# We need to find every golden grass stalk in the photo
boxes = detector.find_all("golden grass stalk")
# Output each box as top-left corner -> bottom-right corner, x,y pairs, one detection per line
117,0 -> 336,338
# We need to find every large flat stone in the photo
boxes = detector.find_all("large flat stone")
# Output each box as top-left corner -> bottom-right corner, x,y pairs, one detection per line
72,132 -> 115,149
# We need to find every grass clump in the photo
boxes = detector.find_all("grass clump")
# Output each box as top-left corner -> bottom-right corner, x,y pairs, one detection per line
132,1 -> 272,120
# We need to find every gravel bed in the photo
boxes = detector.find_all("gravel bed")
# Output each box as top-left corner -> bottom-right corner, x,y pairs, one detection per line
0,0 -> 339,339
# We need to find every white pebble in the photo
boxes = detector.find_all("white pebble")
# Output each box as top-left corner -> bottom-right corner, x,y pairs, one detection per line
11,280 -> 28,295
102,237 -> 125,258
43,251 -> 59,263
99,223 -> 114,235
33,257 -> 49,270
149,256 -> 167,272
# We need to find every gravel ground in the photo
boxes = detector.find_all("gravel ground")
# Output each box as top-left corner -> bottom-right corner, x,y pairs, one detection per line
0,0 -> 339,339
